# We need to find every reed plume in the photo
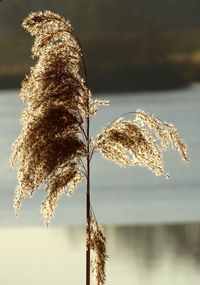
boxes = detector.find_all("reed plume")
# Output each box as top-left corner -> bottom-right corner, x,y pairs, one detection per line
11,11 -> 87,224
11,10 -> 188,285
96,110 -> 188,178
89,214 -> 108,285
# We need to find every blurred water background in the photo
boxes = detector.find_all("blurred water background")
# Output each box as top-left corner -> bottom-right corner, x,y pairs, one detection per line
1,0 -> 200,284
0,88 -> 199,284
0,89 -> 199,226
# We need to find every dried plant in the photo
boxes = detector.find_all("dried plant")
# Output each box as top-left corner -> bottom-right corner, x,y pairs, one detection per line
11,11 -> 188,285
89,214 -> 108,285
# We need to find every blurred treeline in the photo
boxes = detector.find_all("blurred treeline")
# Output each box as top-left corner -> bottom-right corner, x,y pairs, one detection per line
1,0 -> 200,91
113,223 -> 200,266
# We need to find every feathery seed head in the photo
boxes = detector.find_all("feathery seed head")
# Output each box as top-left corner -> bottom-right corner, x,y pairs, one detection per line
96,111 -> 188,177
88,215 -> 108,285
11,11 -> 96,224
11,10 -> 188,285
135,110 -> 189,162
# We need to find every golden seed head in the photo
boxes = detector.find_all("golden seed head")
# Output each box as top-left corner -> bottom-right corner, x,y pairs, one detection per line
88,215 -> 108,285
11,11 -> 91,225
96,110 -> 188,177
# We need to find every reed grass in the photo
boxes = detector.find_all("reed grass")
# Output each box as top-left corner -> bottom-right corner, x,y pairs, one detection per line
11,11 -> 188,285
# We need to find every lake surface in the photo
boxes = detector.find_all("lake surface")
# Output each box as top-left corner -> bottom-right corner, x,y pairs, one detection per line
0,87 -> 199,226
1,224 -> 200,285
0,87 -> 200,284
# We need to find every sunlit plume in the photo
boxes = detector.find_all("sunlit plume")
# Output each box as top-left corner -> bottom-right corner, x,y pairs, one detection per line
88,214 -> 108,285
11,10 -> 188,285
10,11 -> 105,225
97,110 -> 188,178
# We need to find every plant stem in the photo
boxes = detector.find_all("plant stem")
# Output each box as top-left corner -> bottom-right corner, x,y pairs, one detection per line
77,34 -> 91,285
86,115 -> 91,285
85,54 -> 91,284
72,29 -> 91,285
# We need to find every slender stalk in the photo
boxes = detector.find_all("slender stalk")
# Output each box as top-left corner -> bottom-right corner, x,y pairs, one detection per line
85,62 -> 91,285
75,33 -> 91,285
86,115 -> 91,285
105,111 -> 167,131
71,28 -> 91,285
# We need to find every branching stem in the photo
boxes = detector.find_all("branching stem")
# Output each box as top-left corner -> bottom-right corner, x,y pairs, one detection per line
103,111 -> 166,132
80,159 -> 87,177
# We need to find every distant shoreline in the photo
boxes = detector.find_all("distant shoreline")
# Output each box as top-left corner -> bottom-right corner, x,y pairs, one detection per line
0,66 -> 191,92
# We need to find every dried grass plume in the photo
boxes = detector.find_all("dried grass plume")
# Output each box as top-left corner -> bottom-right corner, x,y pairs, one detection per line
11,10 -> 188,285
88,214 -> 108,285
97,110 -> 188,178
10,11 -> 101,225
